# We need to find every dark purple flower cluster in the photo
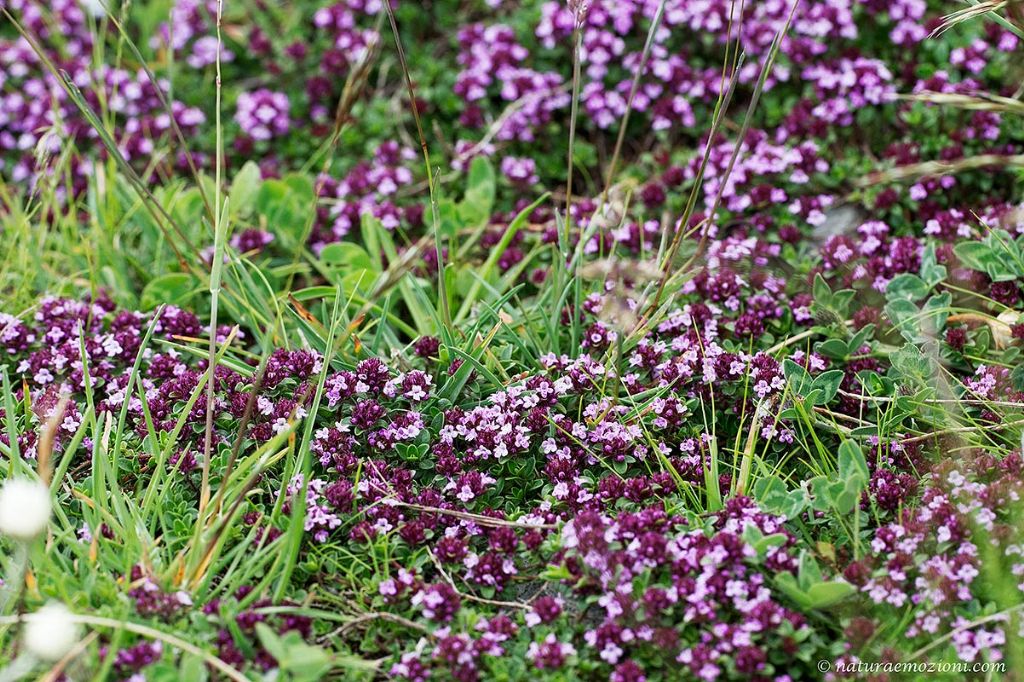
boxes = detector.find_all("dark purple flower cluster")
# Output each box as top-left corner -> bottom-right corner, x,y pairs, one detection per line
0,273 -> 1019,678
453,23 -> 568,145
106,640 -> 163,679
819,220 -> 924,293
1,0 -> 206,193
309,142 -> 419,250
558,499 -> 814,679
128,570 -> 193,620
202,586 -> 313,672
843,452 -> 1024,667
234,89 -> 291,142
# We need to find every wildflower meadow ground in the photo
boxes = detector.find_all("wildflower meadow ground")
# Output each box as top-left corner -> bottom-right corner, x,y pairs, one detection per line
1,0 -> 1024,680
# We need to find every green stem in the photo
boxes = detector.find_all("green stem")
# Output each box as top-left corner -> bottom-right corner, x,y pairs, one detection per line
564,27 -> 582,235
0,613 -> 248,681
201,0 -> 226,515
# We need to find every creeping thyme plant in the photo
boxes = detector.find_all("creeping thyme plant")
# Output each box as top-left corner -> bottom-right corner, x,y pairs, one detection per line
1,0 -> 1024,680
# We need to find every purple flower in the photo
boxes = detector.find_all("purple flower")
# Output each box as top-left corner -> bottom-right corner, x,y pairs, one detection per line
526,633 -> 576,669
500,156 -> 538,186
411,582 -> 461,622
235,89 -> 291,141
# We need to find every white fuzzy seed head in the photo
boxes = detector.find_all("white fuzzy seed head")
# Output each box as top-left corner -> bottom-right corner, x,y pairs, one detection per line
80,0 -> 107,18
0,479 -> 52,541
23,602 -> 80,661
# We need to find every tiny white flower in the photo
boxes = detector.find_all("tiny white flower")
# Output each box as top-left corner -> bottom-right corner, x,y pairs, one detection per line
0,479 -> 52,541
23,602 -> 79,661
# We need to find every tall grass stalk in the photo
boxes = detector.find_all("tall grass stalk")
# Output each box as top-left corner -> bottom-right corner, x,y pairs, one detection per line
201,0 -> 228,515
598,0 -> 667,211
641,0 -> 796,336
564,16 -> 583,230
382,0 -> 451,336
100,10 -> 214,219
2,10 -> 199,269
286,22 -> 380,297
273,290 -> 345,600
631,5 -> 746,330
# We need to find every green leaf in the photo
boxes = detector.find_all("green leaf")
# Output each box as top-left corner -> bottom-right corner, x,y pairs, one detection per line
168,187 -> 207,235
461,155 -> 496,227
856,369 -> 893,396
837,440 -> 868,482
783,359 -> 814,397
833,485 -> 859,515
781,490 -> 809,519
541,563 -> 572,581
1011,363 -> 1024,392
812,274 -> 832,305
438,197 -> 460,239
775,572 -> 811,610
831,289 -> 856,317
256,623 -> 333,681
885,298 -> 925,343
741,522 -> 764,547
141,273 -> 197,310
256,622 -> 287,663
255,173 -> 314,244
468,155 -> 496,197
178,654 -> 209,682
816,338 -> 848,360
805,580 -> 856,608
921,292 -> 952,336
754,475 -> 788,506
229,161 -> 262,216
886,273 -> 929,301
291,286 -> 338,301
283,173 -> 315,200
810,369 -> 844,405
953,241 -> 993,273
753,477 -> 808,520
890,343 -> 935,389
453,193 -> 548,323
846,324 -> 875,354
808,476 -> 833,512
920,245 -> 947,287
320,242 -> 377,273
798,551 -> 824,590
754,533 -> 788,556
320,242 -> 380,294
